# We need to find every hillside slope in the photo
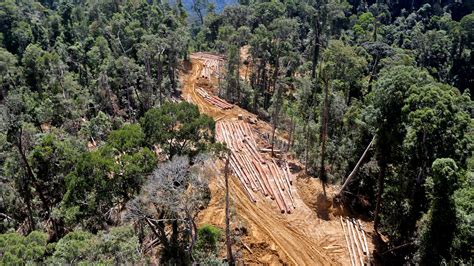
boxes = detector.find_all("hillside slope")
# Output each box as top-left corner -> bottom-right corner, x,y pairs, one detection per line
181,53 -> 377,265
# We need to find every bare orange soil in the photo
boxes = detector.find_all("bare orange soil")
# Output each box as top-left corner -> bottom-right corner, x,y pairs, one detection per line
181,53 -> 375,265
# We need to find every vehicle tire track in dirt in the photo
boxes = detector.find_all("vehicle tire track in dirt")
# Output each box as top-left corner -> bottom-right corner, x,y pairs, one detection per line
181,55 -> 350,265
228,175 -> 336,265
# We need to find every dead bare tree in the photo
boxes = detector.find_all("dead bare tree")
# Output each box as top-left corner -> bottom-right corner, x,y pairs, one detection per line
126,155 -> 211,264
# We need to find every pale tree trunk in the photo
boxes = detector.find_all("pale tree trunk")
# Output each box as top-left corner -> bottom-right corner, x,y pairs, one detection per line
224,154 -> 234,265
337,136 -> 375,196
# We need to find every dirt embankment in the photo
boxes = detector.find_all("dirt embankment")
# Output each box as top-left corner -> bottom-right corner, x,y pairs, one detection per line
180,53 -> 375,265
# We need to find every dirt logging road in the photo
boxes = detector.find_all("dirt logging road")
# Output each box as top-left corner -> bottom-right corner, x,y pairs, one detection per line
181,53 -> 373,265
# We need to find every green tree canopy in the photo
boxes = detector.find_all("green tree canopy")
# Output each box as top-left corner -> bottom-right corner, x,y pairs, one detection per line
140,102 -> 215,158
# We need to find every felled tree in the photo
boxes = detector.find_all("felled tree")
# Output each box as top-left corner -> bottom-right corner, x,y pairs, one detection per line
126,155 -> 211,264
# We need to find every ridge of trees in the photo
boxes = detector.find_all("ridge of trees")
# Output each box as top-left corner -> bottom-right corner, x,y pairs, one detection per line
0,0 -> 472,264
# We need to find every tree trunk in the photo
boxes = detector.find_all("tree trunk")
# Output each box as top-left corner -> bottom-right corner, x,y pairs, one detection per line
15,128 -> 37,232
288,116 -> 294,152
225,154 -> 234,265
271,82 -> 281,157
367,55 -> 380,93
157,54 -> 163,105
303,118 -> 309,173
319,81 -> 329,198
168,53 -> 177,96
311,19 -> 320,80
374,160 -> 386,233
337,136 -> 375,196
271,121 -> 277,157
236,48 -> 241,103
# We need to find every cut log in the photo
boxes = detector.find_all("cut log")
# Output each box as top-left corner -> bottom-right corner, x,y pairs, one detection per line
252,160 -> 274,199
347,219 -> 364,266
235,153 -> 257,191
341,217 -> 355,266
260,148 -> 282,153
241,153 -> 265,194
267,164 -> 290,213
274,159 -> 291,192
353,219 -> 366,255
230,160 -> 256,203
229,155 -> 249,186
242,241 -> 253,254
274,160 -> 295,209
346,218 -> 359,266
358,220 -> 370,265
244,138 -> 265,164
285,161 -> 292,185
269,161 -> 285,192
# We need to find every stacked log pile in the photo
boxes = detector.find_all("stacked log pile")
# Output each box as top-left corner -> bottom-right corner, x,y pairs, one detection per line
190,52 -> 224,79
215,120 -> 295,214
340,217 -> 371,266
201,59 -> 221,78
197,88 -> 233,110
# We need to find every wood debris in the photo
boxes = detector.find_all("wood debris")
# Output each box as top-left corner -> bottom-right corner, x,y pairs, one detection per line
215,120 -> 295,214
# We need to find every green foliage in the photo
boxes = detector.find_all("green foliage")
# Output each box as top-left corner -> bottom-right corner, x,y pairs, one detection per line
196,224 -> 222,253
49,230 -> 95,263
107,123 -> 145,153
368,65 -> 473,262
194,224 -> 222,264
140,102 -> 215,158
79,111 -> 113,143
61,123 -> 156,230
323,40 -> 367,101
452,172 -> 474,263
460,13 -> 474,48
0,231 -> 48,264
0,226 -> 141,265
403,83 -> 471,167
416,158 -> 459,264
49,226 -> 142,264
0,0 -> 472,264
353,12 -> 375,39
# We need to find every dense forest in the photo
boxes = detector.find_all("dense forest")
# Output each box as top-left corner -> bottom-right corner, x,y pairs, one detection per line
0,0 -> 472,264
